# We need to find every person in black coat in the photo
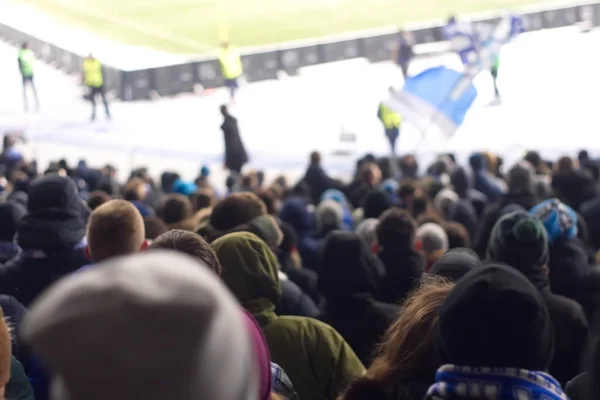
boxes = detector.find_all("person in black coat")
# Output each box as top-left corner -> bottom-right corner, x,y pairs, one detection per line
302,151 -> 336,205
318,231 -> 400,365
473,161 -> 539,258
552,156 -> 597,212
0,175 -> 90,307
487,211 -> 590,385
0,201 -> 26,264
220,105 -> 248,176
375,208 -> 425,305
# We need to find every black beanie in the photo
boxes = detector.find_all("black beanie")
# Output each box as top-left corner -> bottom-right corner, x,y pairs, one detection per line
487,211 -> 548,276
439,263 -> 554,370
429,248 -> 482,282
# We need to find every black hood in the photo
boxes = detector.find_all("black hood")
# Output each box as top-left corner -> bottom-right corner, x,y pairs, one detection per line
439,263 -> 554,370
318,231 -> 385,303
17,175 -> 87,255
429,248 -> 482,282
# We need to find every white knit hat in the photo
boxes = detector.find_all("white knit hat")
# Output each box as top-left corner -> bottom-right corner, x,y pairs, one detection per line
22,251 -> 258,400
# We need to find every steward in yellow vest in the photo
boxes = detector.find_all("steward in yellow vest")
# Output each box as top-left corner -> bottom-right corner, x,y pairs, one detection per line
378,87 -> 402,155
83,53 -> 111,121
17,42 -> 40,111
218,41 -> 243,102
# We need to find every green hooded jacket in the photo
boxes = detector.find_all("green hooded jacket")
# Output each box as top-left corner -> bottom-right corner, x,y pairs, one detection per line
212,232 -> 365,400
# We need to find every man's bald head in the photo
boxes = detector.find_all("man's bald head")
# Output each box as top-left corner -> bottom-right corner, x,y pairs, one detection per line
86,199 -> 147,262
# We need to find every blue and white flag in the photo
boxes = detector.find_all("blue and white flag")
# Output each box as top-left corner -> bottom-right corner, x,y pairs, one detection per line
385,14 -> 524,137
384,66 -> 477,136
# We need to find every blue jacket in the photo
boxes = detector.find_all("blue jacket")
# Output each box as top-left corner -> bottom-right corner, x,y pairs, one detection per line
469,153 -> 504,203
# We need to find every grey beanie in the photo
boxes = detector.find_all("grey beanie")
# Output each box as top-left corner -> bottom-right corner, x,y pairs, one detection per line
22,251 -> 258,400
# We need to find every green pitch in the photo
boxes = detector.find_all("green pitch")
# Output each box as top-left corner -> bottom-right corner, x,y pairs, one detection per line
15,0 -> 541,54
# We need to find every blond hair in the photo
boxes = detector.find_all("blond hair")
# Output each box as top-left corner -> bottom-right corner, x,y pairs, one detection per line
86,200 -> 145,262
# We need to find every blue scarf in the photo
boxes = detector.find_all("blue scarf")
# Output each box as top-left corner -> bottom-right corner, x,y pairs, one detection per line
425,365 -> 567,400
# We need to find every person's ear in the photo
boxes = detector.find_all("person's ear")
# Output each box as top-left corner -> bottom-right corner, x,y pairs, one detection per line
140,240 -> 149,251
84,245 -> 92,261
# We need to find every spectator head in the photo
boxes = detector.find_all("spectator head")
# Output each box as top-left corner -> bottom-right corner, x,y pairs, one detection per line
355,218 -> 379,249
376,208 -> 417,250
410,195 -> 430,219
397,179 -> 420,203
86,200 -> 147,262
530,198 -> 578,245
487,211 -> 549,278
360,162 -> 382,186
315,200 -> 343,235
507,161 -> 535,195
22,251 -> 259,400
443,222 -> 471,249
87,190 -> 111,210
190,191 -> 214,212
363,189 -> 392,220
416,223 -> 449,265
257,190 -> 277,215
21,42 -> 28,49
19,175 -> 88,254
160,194 -> 194,225
220,104 -> 229,117
143,217 -> 168,240
429,248 -> 482,282
148,230 -> 222,275
123,177 -> 147,202
524,151 -> 543,169
279,197 -> 312,236
0,201 -> 26,242
317,231 -> 385,302
172,179 -> 198,197
211,193 -> 267,233
211,232 -> 281,309
556,156 -> 575,173
342,277 -> 453,399
437,264 -> 553,370
433,189 -> 459,218
310,151 -> 321,165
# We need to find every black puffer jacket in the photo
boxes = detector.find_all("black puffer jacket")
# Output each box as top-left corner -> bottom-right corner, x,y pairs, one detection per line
318,231 -> 400,364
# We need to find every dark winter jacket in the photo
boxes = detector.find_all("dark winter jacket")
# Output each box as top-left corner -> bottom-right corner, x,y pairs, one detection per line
553,169 -> 597,212
280,198 -> 321,271
279,257 -> 320,305
581,197 -> 600,251
304,163 -> 335,205
377,247 -> 425,305
318,231 -> 400,364
469,154 -> 504,203
548,238 -> 600,327
0,175 -> 90,306
277,277 -> 319,318
474,192 -> 540,258
221,114 -> 248,173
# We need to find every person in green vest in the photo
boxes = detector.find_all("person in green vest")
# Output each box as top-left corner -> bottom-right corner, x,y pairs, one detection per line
218,41 -> 243,103
491,54 -> 500,101
378,87 -> 402,156
17,42 -> 40,112
82,53 -> 111,121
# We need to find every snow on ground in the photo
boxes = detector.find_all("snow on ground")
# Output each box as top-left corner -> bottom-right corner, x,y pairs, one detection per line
1,26 -> 599,185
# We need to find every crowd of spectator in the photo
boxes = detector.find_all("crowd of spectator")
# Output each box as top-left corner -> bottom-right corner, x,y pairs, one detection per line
2,133 -> 600,400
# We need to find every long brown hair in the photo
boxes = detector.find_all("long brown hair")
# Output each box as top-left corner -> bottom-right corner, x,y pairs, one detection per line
341,276 -> 453,399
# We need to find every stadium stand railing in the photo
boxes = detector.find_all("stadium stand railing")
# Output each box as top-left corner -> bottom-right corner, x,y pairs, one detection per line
0,1 -> 598,101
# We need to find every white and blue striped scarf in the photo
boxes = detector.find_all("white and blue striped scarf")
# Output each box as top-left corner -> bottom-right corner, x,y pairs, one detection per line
425,365 -> 567,400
